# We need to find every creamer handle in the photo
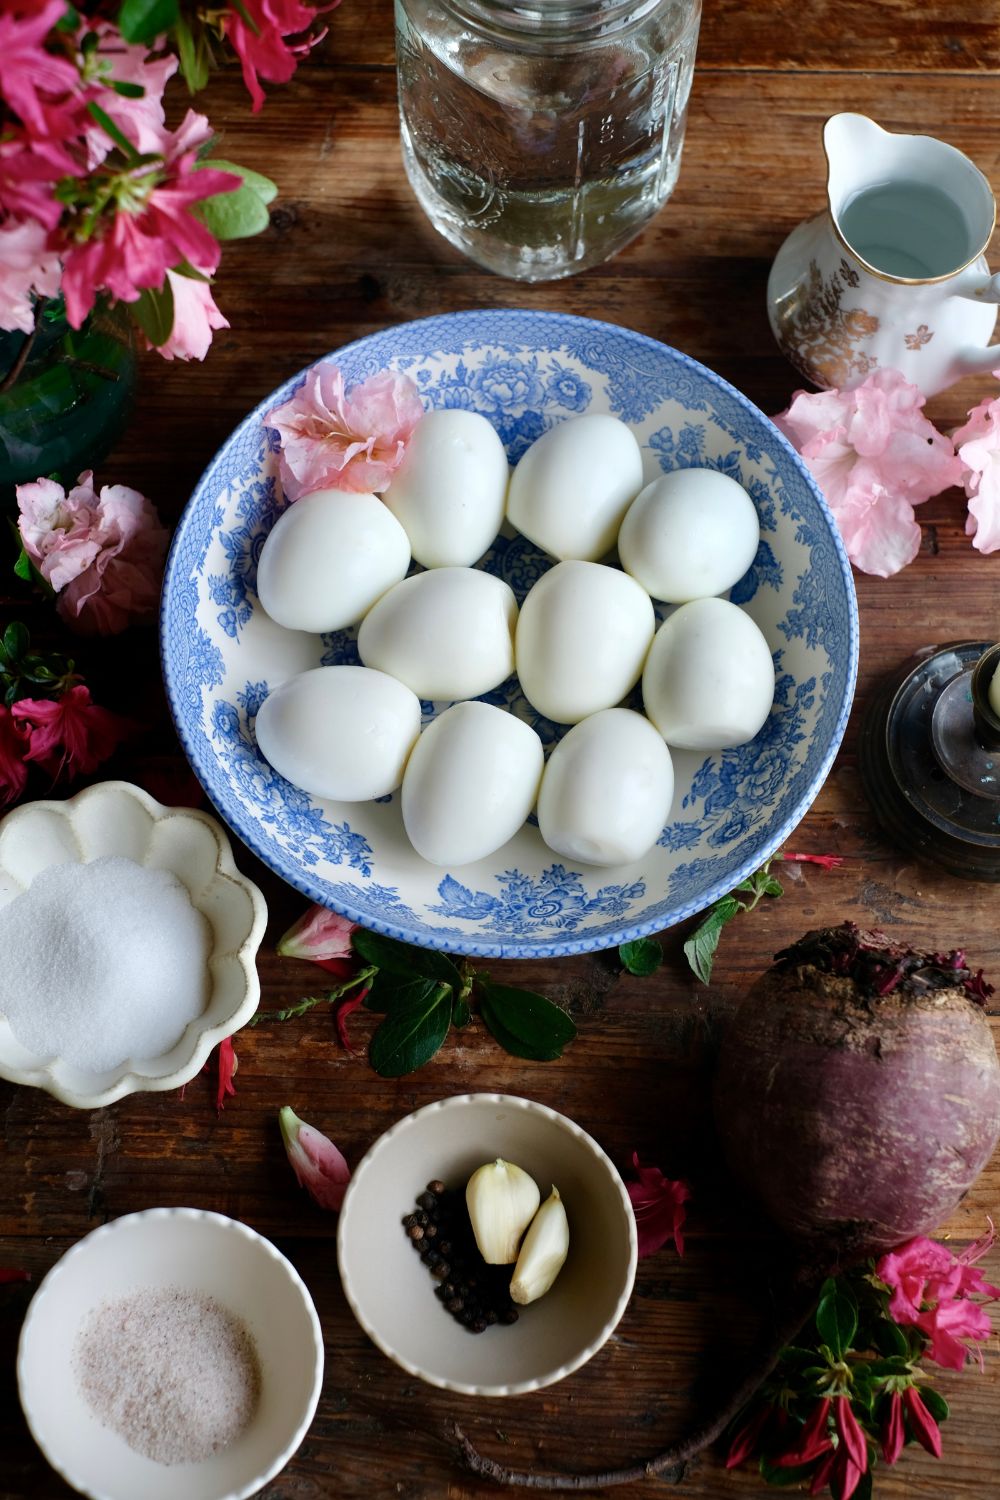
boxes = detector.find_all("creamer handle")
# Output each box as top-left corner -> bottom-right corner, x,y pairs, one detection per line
954,268 -> 1000,304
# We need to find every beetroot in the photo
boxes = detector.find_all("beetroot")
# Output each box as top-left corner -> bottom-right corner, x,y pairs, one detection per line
715,923 -> 1000,1259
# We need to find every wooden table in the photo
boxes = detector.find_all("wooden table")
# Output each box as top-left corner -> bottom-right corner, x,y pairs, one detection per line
2,2 -> 999,1496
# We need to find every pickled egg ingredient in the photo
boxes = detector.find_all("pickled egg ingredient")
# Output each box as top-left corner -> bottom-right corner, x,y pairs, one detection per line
510,1186 -> 570,1306
255,665 -> 421,800
516,560 -> 654,725
256,488 -> 411,633
401,701 -> 543,866
382,409 -> 509,568
358,567 -> 517,702
642,597 -> 775,750
506,414 -> 644,562
537,708 -> 674,866
618,469 -> 760,603
466,1158 -> 540,1265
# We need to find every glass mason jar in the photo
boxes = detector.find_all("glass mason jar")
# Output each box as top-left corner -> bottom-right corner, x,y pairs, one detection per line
395,0 -> 702,282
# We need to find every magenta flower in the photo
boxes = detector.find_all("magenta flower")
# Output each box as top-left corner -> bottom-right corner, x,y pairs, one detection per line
881,1389 -> 905,1465
0,133 -> 71,228
829,1447 -> 864,1500
215,1036 -> 237,1113
224,0 -> 334,113
60,110 -> 240,328
0,1 -> 79,139
626,1151 -> 691,1258
13,685 -> 130,780
279,1105 -> 351,1211
774,369 -> 962,577
156,269 -> 230,362
903,1386 -> 943,1458
80,24 -> 178,170
775,1397 -> 832,1468
724,1403 -> 773,1469
833,1396 -> 867,1474
264,364 -> 425,500
16,470 -> 170,634
876,1229 -> 999,1370
0,705 -> 30,808
0,216 -> 61,335
278,903 -> 357,964
953,378 -> 1000,553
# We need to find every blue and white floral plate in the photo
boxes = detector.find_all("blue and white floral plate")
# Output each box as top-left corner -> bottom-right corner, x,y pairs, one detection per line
160,310 -> 858,959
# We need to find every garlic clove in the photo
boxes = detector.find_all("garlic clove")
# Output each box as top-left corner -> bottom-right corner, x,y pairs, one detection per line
466,1158 -> 540,1264
510,1185 -> 570,1305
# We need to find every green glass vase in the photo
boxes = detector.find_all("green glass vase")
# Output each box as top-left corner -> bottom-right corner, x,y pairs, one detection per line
0,298 -> 137,504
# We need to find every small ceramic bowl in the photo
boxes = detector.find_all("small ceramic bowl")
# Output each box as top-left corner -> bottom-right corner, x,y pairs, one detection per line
337,1093 -> 637,1396
17,1208 -> 324,1500
0,781 -> 267,1109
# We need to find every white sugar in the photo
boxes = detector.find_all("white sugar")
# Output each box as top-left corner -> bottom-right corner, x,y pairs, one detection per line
74,1287 -> 261,1465
0,855 -> 210,1072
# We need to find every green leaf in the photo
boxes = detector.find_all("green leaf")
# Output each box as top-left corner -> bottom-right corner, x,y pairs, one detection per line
480,1000 -> 566,1062
368,983 -> 452,1077
758,1456 -> 816,1487
917,1386 -> 949,1424
56,4 -> 81,31
618,937 -> 663,976
865,1357 -> 912,1378
13,550 -> 32,583
351,928 -> 461,988
853,1470 -> 873,1500
873,1316 -> 911,1358
815,1286 -> 858,1359
362,974 -> 435,1015
478,982 -> 576,1053
86,101 -> 140,161
682,895 -> 741,984
129,281 -> 175,348
174,12 -> 211,93
3,623 -> 29,663
111,80 -> 146,99
196,160 -> 278,241
451,997 -> 471,1027
117,0 -> 179,45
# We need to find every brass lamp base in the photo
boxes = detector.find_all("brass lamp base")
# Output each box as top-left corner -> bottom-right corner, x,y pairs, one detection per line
859,641 -> 1000,882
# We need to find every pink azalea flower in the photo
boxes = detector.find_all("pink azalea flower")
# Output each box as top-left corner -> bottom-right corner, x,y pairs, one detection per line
215,1036 -> 237,1113
876,1228 -> 999,1370
265,364 -> 425,500
774,368 -> 962,577
881,1389 -> 905,1465
277,903 -> 357,963
0,704 -> 30,808
0,133 -> 73,227
60,110 -> 240,328
953,378 -> 1000,553
156,269 -> 230,361
0,1 -> 79,139
224,0 -> 334,113
12,685 -> 131,780
0,216 -> 61,335
16,470 -> 170,634
626,1151 -> 691,1258
903,1387 -> 943,1458
81,24 -> 178,170
279,1105 -> 351,1210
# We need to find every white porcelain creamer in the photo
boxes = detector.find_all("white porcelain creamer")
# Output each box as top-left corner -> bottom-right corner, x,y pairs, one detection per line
768,113 -> 1000,396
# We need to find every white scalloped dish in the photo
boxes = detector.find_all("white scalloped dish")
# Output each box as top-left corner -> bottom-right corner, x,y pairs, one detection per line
0,782 -> 267,1109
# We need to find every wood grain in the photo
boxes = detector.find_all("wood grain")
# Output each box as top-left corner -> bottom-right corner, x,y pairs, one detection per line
2,2 -> 1000,1497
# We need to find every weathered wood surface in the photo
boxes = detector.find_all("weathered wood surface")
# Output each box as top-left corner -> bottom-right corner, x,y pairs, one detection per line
1,2 -> 999,1496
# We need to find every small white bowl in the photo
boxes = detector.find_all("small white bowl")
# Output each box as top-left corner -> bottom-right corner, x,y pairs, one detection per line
0,781 -> 267,1109
17,1208 -> 324,1500
337,1093 -> 637,1396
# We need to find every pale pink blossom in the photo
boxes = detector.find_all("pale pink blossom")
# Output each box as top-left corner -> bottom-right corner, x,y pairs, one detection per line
0,1 -> 79,139
265,364 -> 425,500
876,1227 -> 999,1370
81,25 -> 178,169
156,269 -> 229,361
0,216 -> 60,334
953,378 -> 1000,553
277,903 -> 357,963
60,110 -> 240,328
224,0 -> 334,113
626,1151 -> 691,1258
16,470 -> 170,635
279,1105 -> 351,1211
774,368 -> 962,578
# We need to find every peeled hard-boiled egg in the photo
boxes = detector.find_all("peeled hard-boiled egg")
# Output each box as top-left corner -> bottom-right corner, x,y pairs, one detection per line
618,468 -> 760,603
254,665 -> 420,800
516,560 -> 655,724
642,597 -> 775,750
358,567 -> 517,702
256,489 -> 410,633
538,709 -> 674,867
402,702 -> 544,866
506,414 -> 644,561
381,409 -> 509,568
